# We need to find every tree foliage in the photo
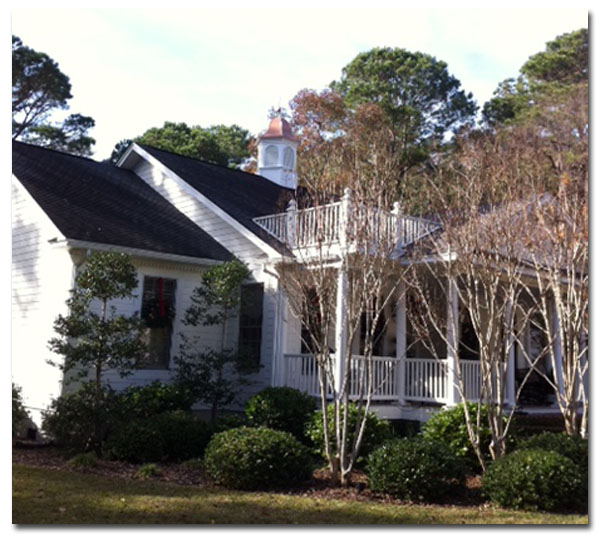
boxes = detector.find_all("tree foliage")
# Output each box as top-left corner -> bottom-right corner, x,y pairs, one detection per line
48,252 -> 147,452
174,260 -> 256,421
330,47 -> 477,171
111,122 -> 253,167
12,35 -> 96,156
482,28 -> 588,126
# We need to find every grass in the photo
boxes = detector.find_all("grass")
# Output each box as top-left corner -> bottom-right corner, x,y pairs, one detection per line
13,465 -> 587,525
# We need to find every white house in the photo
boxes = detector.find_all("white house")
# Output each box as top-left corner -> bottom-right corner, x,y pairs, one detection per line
12,116 -> 576,427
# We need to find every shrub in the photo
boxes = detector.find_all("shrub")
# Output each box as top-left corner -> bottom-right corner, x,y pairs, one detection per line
67,452 -> 98,468
117,381 -> 195,419
204,426 -> 313,490
104,411 -> 213,463
12,383 -> 29,438
42,383 -> 123,452
245,387 -> 316,441
516,432 -> 588,473
306,403 -> 392,465
516,432 -> 588,508
367,437 -> 467,502
104,418 -> 164,463
135,463 -> 160,479
482,449 -> 583,512
151,411 -> 214,462
420,402 -> 496,473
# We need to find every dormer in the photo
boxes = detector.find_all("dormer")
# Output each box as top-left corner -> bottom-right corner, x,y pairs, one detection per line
257,115 -> 299,189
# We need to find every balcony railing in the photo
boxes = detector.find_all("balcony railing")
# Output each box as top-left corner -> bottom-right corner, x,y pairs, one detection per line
253,198 -> 438,250
282,354 -> 482,405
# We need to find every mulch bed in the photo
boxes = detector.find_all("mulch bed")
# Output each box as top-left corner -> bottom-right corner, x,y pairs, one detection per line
13,444 -> 483,508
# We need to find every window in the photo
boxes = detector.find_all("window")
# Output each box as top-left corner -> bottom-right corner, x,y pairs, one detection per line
283,147 -> 295,170
140,276 -> 176,369
264,145 -> 279,166
238,283 -> 264,366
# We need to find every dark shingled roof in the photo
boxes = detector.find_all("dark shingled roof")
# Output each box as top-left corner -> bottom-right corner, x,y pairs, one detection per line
139,144 -> 295,253
12,141 -> 233,262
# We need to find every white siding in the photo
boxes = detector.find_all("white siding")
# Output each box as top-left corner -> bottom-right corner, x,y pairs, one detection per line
11,179 -> 74,426
99,258 -> 276,410
100,259 -> 220,391
126,157 -> 280,405
133,160 -> 269,263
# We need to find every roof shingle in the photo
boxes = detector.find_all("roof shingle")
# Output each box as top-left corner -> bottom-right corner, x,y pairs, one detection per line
12,141 -> 233,262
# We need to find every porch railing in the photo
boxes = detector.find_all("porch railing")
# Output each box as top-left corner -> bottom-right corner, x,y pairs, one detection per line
404,358 -> 448,402
283,354 -> 399,401
253,201 -> 437,250
282,354 -> 483,405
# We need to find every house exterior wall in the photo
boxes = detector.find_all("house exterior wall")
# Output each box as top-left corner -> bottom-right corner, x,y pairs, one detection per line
127,155 -> 280,406
12,150 -> 284,427
11,178 -> 74,426
70,254 -> 276,412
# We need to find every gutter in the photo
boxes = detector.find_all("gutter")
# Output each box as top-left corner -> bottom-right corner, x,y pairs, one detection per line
48,238 -> 226,267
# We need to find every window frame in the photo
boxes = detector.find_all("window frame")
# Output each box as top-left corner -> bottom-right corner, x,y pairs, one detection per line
139,274 -> 177,370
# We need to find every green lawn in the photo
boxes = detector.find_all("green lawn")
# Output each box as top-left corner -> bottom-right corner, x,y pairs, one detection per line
13,465 -> 587,525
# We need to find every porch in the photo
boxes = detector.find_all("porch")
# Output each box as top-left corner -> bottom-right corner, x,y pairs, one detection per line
280,353 -> 483,406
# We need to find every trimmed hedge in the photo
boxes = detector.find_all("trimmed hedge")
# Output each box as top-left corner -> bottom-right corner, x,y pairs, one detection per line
245,387 -> 316,442
306,403 -> 392,465
516,432 -> 588,473
367,437 -> 467,502
104,411 -> 213,463
204,426 -> 313,490
482,449 -> 583,512
516,432 -> 588,509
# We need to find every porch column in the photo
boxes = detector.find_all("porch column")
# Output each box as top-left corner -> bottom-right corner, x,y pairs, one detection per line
270,281 -> 287,388
286,199 -> 297,248
395,281 -> 406,405
333,266 -> 348,395
339,188 -> 351,250
505,301 -> 516,408
551,300 -> 566,401
446,277 -> 460,405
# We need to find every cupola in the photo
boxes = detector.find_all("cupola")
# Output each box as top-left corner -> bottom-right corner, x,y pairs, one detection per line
257,115 -> 299,189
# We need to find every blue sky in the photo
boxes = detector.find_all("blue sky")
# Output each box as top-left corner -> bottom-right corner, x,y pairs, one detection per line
11,7 -> 588,160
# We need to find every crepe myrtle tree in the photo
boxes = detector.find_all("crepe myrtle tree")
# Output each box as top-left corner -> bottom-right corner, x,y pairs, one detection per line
174,260 -> 257,422
48,251 -> 147,452
514,86 -> 588,438
404,85 -> 588,464
402,127 -> 541,467
278,102 -> 411,486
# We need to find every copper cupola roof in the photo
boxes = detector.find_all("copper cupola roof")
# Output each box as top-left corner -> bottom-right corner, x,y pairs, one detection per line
258,116 -> 299,142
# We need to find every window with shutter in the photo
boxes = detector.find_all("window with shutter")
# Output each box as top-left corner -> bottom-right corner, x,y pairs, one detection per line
140,276 -> 176,369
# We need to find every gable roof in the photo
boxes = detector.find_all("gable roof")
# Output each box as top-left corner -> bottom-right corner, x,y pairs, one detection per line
137,144 -> 296,253
12,141 -> 232,262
